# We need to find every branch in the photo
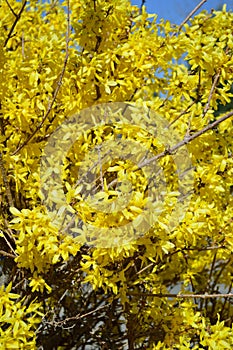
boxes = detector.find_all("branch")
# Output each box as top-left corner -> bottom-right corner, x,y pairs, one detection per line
0,226 -> 17,256
44,0 -> 59,17
177,0 -> 207,32
0,152 -> 14,207
51,304 -> 108,327
136,262 -> 153,275
203,69 -> 221,116
128,292 -> 233,299
97,146 -> 104,191
12,0 -> 71,155
4,0 -> 27,47
0,250 -> 16,259
168,100 -> 196,127
5,0 -> 17,17
139,110 -> 233,168
140,0 -> 146,13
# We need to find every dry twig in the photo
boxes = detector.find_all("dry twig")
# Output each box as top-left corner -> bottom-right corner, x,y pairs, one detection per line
0,250 -> 16,259
128,292 -> 233,299
203,69 -> 221,116
51,304 -> 108,328
177,0 -> 207,32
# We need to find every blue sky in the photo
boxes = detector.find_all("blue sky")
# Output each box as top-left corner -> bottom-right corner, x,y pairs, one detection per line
131,0 -> 233,24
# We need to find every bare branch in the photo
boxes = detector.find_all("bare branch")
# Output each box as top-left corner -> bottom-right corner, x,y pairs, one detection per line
139,110 -> 233,168
0,153 -> 14,207
12,0 -> 71,155
136,262 -> 153,275
128,292 -> 233,299
21,30 -> 25,58
0,250 -> 16,259
168,100 -> 196,127
140,0 -> 146,13
52,304 -> 108,327
203,69 -> 221,116
97,146 -> 104,191
177,0 -> 207,32
44,0 -> 59,17
0,226 -> 17,256
4,0 -> 27,47
5,0 -> 17,17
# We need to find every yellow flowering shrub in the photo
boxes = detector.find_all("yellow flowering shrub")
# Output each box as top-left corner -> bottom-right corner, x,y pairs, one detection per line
0,0 -> 233,348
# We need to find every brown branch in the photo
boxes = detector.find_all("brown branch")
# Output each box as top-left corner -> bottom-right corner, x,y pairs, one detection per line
4,222 -> 16,244
21,31 -> 25,58
0,152 -> 14,207
168,100 -> 196,127
213,258 -> 231,288
0,225 -> 17,256
125,301 -> 135,350
44,0 -> 59,17
207,251 -> 217,292
5,0 -> 17,17
139,110 -> 233,168
171,245 -> 226,257
93,0 -> 97,12
97,146 -> 104,191
220,282 -> 233,319
12,0 -> 71,155
140,0 -> 146,13
4,0 -> 27,47
203,69 -> 221,116
136,262 -> 153,275
177,0 -> 207,32
0,250 -> 16,259
52,304 -> 107,327
128,292 -> 233,299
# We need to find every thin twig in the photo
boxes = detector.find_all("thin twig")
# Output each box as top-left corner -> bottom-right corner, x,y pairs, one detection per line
179,245 -> 225,253
21,30 -> 25,58
136,262 -> 153,275
44,0 -> 59,17
0,250 -> 16,259
168,100 -> 197,127
128,292 -> 233,299
12,0 -> 71,155
53,304 -> 107,327
139,110 -> 233,168
58,289 -> 68,303
4,224 -> 16,244
97,146 -> 104,191
1,227 -> 17,256
0,153 -> 14,207
140,0 -> 146,13
4,0 -> 27,47
5,0 -> 17,17
177,0 -> 207,32
220,282 -> 232,320
12,276 -> 26,290
207,251 -> 217,292
203,69 -> 221,116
